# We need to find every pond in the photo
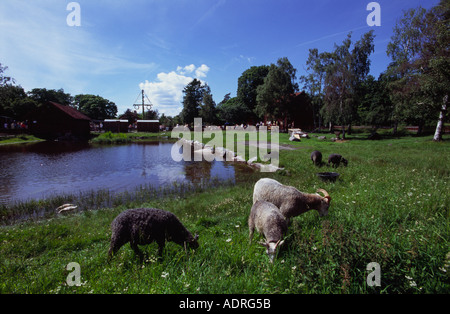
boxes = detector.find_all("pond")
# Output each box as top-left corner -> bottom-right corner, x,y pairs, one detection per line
0,141 -> 254,205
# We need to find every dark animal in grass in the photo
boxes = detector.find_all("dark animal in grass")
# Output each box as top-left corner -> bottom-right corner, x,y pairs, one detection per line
108,208 -> 199,261
310,150 -> 323,166
248,201 -> 287,263
328,154 -> 348,168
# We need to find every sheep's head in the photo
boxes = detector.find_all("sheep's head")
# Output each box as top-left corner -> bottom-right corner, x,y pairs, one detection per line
187,234 -> 199,250
259,239 -> 285,263
341,158 -> 348,167
316,189 -> 331,217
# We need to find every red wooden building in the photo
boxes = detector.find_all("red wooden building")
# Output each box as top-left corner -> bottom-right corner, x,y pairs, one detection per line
29,101 -> 91,140
137,120 -> 159,132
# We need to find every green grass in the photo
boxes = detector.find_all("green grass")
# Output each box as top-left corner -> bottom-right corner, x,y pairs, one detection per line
0,133 -> 449,294
0,134 -> 44,145
90,131 -> 171,144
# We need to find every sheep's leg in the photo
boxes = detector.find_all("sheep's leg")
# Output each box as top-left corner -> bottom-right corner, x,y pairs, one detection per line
157,240 -> 165,256
248,219 -> 255,243
130,240 -> 144,261
108,242 -> 123,260
249,227 -> 254,243
108,235 -> 127,260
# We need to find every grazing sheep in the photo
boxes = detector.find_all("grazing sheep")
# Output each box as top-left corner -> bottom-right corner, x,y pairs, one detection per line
108,208 -> 199,261
310,150 -> 323,166
249,201 -> 287,263
328,154 -> 348,168
253,178 -> 331,223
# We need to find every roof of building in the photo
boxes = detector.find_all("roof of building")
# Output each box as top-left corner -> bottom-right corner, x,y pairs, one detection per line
48,101 -> 91,121
104,119 -> 128,123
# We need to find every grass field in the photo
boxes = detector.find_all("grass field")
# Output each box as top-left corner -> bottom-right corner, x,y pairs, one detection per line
0,134 -> 44,145
90,131 -> 171,144
0,132 -> 449,294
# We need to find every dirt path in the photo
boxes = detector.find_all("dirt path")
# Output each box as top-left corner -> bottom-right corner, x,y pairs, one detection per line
238,141 -> 301,151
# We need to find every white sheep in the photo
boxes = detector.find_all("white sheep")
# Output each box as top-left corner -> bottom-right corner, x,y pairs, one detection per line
253,178 -> 331,223
248,200 -> 287,263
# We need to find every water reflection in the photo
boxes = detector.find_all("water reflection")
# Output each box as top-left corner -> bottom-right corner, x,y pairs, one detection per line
0,141 -> 253,204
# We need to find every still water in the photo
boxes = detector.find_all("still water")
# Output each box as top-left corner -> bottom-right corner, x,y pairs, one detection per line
0,141 -> 254,204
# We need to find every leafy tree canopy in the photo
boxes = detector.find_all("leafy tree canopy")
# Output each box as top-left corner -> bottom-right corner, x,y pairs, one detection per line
73,94 -> 118,120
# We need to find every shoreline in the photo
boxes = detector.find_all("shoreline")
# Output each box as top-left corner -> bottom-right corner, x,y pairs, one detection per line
177,137 -> 284,173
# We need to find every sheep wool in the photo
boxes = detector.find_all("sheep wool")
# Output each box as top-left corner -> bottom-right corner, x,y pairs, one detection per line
249,201 -> 287,262
108,208 -> 199,260
310,150 -> 323,166
253,178 -> 331,221
328,154 -> 348,168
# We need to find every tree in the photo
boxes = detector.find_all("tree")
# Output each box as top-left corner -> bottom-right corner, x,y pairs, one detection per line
0,64 -> 38,120
219,93 -> 231,105
420,0 -> 449,141
73,94 -> 118,120
357,74 -> 394,130
159,113 -> 175,129
387,1 -> 449,140
144,108 -> 159,120
0,63 -> 15,86
216,97 -> 250,125
199,85 -> 217,125
322,31 -> 375,138
119,109 -> 139,125
0,85 -> 38,120
180,79 -> 204,125
237,66 -> 269,117
28,88 -> 73,107
255,57 -> 298,122
299,49 -> 329,129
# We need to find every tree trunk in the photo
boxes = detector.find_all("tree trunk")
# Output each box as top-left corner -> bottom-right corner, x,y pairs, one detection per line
417,123 -> 424,136
393,121 -> 398,136
433,95 -> 448,142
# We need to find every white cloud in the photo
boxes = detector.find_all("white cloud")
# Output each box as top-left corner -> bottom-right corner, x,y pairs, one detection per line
139,64 -> 210,117
195,64 -> 210,78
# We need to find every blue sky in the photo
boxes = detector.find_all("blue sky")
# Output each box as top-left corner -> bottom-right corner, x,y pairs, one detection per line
0,0 -> 439,117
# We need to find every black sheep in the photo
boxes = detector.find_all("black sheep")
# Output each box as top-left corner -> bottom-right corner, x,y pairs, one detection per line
108,208 -> 199,260
328,154 -> 348,168
310,150 -> 323,166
